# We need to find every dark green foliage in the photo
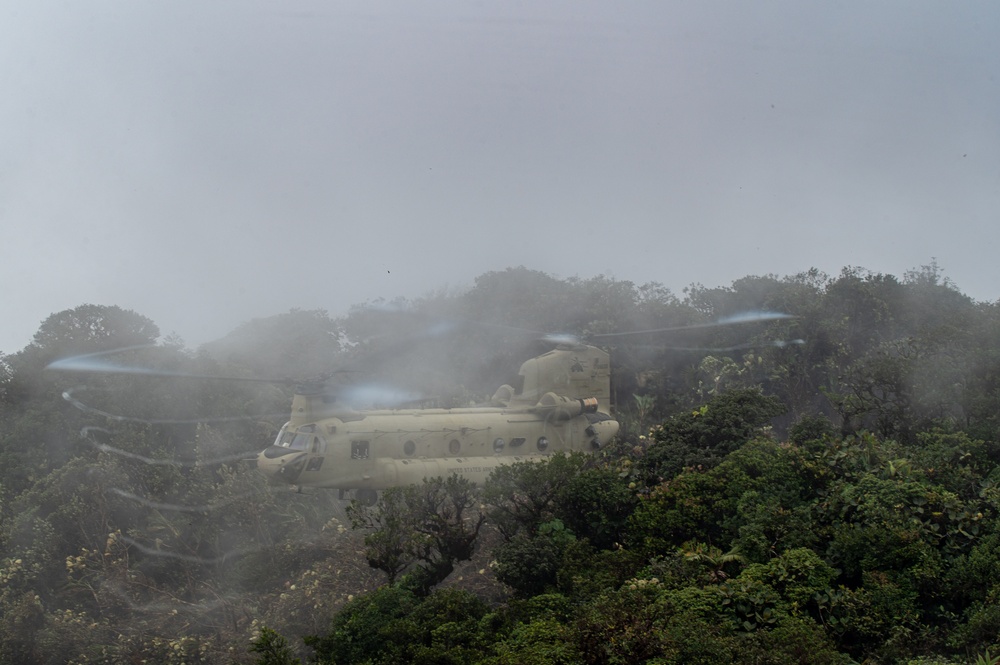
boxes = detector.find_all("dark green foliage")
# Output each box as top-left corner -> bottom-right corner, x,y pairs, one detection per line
305,585 -> 419,664
639,388 -> 786,482
788,413 -> 837,446
951,599 -> 1000,657
739,548 -> 837,611
555,467 -> 637,550
629,438 -> 820,558
486,457 -> 639,597
572,571 -> 850,665
483,453 -> 587,540
348,475 -> 486,595
306,586 -> 491,665
7,268 -> 1000,663
250,627 -> 302,665
493,526 -> 568,597
347,486 -> 417,584
736,618 -> 851,665
483,618 -> 582,665
556,541 -> 645,601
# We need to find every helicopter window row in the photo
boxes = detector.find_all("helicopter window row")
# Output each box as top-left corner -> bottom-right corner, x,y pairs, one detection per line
351,440 -> 370,459
391,437 -> 548,456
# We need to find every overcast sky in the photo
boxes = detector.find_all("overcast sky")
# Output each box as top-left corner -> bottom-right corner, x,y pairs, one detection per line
2,1 -> 998,354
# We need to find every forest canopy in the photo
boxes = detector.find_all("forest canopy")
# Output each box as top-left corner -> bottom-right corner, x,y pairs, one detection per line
2,264 -> 1000,664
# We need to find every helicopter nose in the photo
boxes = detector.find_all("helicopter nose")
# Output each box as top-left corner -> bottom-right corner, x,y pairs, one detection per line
257,446 -> 307,484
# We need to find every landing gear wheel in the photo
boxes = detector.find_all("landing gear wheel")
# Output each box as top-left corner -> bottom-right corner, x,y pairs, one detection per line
356,489 -> 378,506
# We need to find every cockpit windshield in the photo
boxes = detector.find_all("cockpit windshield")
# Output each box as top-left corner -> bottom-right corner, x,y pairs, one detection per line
271,423 -> 320,452
273,425 -> 291,447
272,425 -> 309,451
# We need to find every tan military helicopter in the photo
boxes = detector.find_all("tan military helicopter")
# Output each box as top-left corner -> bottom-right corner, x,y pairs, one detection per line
47,312 -> 795,505
257,342 -> 618,504
253,310 -> 796,504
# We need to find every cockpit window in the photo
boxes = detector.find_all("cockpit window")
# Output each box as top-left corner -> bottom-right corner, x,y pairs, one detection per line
274,426 -> 314,451
289,433 -> 311,451
275,427 -> 295,448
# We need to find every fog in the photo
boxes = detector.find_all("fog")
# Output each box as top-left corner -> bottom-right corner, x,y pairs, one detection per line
2,1 -> 998,353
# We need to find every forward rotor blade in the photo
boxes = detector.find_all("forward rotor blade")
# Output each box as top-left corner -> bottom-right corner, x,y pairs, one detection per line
46,346 -> 289,384
336,383 -> 423,408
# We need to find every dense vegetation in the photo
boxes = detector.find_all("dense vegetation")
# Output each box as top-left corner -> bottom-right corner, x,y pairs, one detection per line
3,264 -> 1000,663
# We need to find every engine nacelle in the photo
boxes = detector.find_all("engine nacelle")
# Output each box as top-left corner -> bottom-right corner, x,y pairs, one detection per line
533,392 -> 600,421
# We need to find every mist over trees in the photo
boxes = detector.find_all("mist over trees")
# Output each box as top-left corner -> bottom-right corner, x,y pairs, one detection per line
2,264 -> 1000,663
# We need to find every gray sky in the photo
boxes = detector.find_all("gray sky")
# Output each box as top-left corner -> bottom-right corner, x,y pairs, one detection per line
2,1 -> 998,354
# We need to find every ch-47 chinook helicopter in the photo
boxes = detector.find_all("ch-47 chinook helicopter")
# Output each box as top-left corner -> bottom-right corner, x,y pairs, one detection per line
257,342 -> 618,505
253,310 -> 797,504
47,312 -> 797,505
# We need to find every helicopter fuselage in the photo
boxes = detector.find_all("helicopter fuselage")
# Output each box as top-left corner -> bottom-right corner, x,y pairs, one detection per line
256,400 -> 619,493
256,344 -> 619,497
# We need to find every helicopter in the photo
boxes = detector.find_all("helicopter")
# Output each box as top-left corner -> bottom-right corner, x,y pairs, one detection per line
47,312 -> 797,505
256,342 -> 618,505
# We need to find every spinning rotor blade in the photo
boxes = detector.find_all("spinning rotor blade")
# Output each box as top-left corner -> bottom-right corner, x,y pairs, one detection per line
360,308 -> 800,351
629,338 -> 806,353
589,311 -> 796,340
46,346 -> 291,384
336,383 -> 423,407
536,311 -> 797,347
47,346 -> 361,389
48,346 -> 422,417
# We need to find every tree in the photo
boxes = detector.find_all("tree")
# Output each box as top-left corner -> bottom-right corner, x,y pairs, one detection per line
200,309 -> 344,380
29,304 -> 160,357
348,475 -> 486,595
640,388 -> 786,482
249,627 -> 302,665
483,453 -> 588,541
347,487 -> 418,585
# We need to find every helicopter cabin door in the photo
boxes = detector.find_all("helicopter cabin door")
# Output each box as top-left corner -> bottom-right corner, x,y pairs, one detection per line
381,461 -> 398,486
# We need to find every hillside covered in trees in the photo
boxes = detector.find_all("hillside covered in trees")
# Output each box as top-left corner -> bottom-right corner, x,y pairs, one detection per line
3,264 -> 1000,664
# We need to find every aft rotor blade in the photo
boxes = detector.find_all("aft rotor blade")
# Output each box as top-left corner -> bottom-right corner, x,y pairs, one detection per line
589,311 -> 796,340
631,338 -> 806,353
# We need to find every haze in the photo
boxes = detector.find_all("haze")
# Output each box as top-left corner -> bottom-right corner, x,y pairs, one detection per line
2,1 -> 998,354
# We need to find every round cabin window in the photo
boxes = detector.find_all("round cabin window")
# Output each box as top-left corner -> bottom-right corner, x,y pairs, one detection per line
449,439 -> 461,455
537,436 -> 549,452
493,438 -> 505,453
403,440 -> 416,456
